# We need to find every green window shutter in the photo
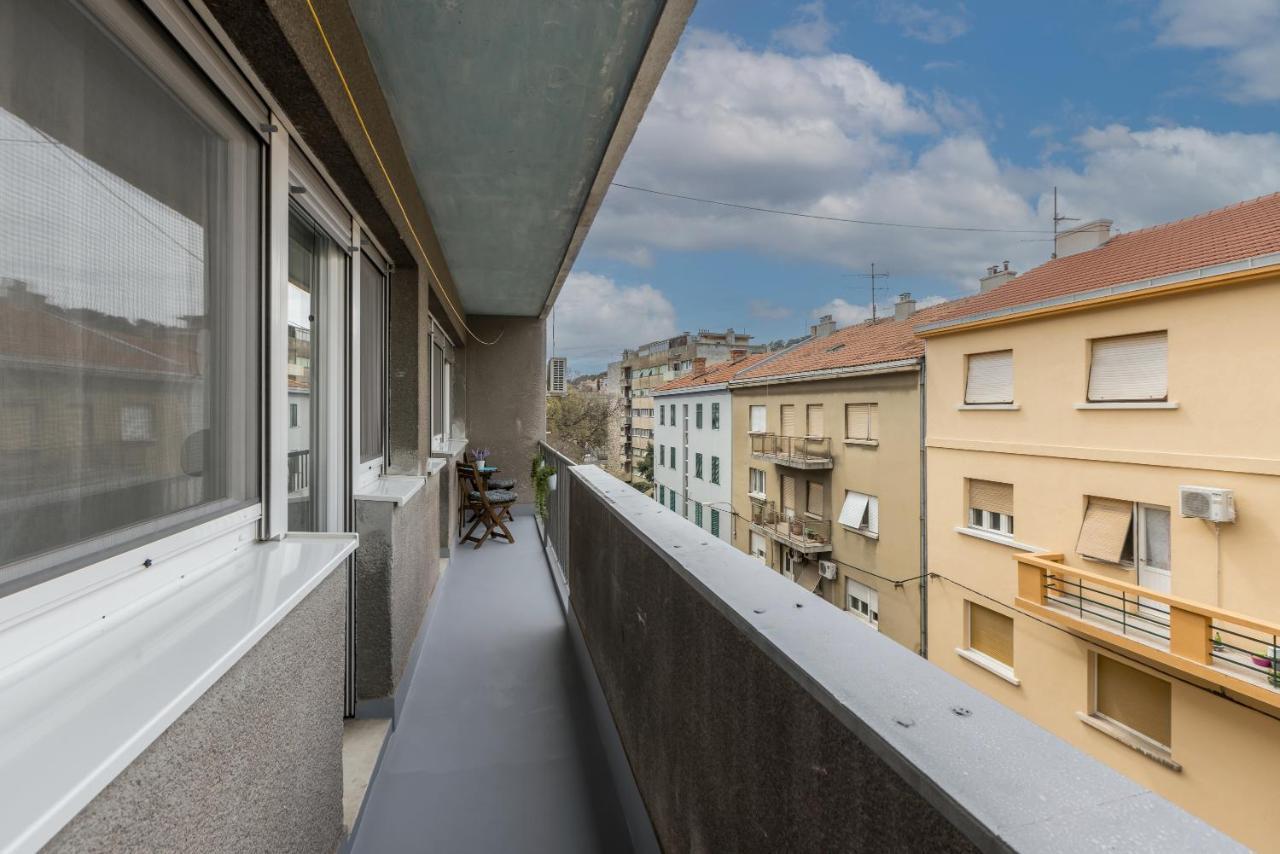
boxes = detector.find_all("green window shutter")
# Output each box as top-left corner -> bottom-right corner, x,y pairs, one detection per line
695,502 -> 703,526
711,509 -> 720,536
711,402 -> 720,429
711,456 -> 720,484
696,403 -> 703,428
695,453 -> 703,478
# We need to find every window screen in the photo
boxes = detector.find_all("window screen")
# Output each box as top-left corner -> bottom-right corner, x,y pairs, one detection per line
359,253 -> 387,463
0,0 -> 260,586
1087,332 -> 1167,402
965,350 -> 1014,404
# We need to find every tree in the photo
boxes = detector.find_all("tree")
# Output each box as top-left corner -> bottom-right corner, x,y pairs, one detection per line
546,389 -> 619,462
636,444 -> 654,482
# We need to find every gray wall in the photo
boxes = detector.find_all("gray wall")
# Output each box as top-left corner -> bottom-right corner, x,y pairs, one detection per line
47,570 -> 346,854
464,315 -> 547,498
354,481 -> 439,703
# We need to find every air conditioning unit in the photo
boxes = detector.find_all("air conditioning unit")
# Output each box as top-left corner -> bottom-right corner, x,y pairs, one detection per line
1179,486 -> 1236,523
818,559 -> 838,580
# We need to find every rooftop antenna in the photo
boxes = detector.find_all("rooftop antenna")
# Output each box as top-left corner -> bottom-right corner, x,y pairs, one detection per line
1051,186 -> 1079,259
847,263 -> 890,320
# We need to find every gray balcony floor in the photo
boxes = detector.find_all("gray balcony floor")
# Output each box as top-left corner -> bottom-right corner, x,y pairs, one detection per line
348,514 -> 633,854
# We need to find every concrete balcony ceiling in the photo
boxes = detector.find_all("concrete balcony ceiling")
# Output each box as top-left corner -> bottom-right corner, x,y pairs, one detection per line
350,0 -> 669,317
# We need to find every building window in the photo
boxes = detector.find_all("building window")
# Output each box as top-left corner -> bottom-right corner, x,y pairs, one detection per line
694,502 -> 703,527
711,402 -> 720,429
0,0 -> 261,584
710,456 -> 720,485
659,406 -> 665,426
358,253 -> 388,464
710,509 -> 720,536
659,445 -> 665,466
659,485 -> 665,504
844,403 -> 879,441
806,481 -> 824,518
1077,496 -> 1134,564
846,579 -> 879,628
806,404 -> 824,437
838,490 -> 878,536
696,403 -> 703,429
749,467 -> 765,496
966,601 -> 1014,670
750,531 -> 767,560
695,453 -> 704,479
1087,331 -> 1168,402
965,350 -> 1014,404
669,491 -> 676,511
1091,654 -> 1172,750
780,404 -> 796,436
290,403 -> 299,428
671,448 -> 677,469
749,405 -> 766,433
670,404 -> 675,424
967,480 -> 1014,536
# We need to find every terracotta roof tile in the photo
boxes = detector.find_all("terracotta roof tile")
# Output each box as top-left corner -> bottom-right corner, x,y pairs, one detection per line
653,352 -> 769,392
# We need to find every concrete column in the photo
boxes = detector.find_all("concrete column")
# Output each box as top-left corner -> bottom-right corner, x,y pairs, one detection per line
388,267 -> 429,474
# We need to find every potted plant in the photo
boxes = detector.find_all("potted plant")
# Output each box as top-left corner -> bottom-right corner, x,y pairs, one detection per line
1212,631 -> 1226,653
474,447 -> 491,469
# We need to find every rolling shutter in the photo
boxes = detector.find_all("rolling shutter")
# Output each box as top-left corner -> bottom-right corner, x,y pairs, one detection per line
1087,332 -> 1167,402
1095,655 -> 1171,747
806,404 -> 824,437
780,404 -> 796,436
1076,497 -> 1133,563
969,602 -> 1013,667
965,350 -> 1014,404
781,475 -> 796,514
968,480 -> 1013,516
839,491 -> 870,529
806,481 -> 824,516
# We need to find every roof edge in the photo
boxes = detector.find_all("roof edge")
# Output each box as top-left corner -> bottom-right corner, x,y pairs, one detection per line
730,357 -> 921,388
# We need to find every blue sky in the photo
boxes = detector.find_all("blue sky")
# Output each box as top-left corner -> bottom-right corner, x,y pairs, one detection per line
554,0 -> 1280,373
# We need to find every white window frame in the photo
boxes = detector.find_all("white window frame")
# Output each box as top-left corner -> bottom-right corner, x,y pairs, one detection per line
839,490 -> 879,538
968,507 -> 1014,537
749,404 -> 766,434
845,578 -> 879,628
352,232 -> 391,493
748,467 -> 766,499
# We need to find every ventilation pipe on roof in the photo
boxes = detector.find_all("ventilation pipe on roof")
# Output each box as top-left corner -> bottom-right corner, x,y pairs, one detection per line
979,260 -> 1017,293
1054,219 -> 1112,259
729,348 -> 748,361
894,292 -> 917,321
809,314 -> 836,339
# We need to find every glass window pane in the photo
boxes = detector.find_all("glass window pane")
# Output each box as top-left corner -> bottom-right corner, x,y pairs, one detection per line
0,0 -> 260,586
431,342 -> 444,445
359,253 -> 386,463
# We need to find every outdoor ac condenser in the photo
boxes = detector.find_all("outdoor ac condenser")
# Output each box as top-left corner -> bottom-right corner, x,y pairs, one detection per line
1179,486 -> 1236,523
818,559 -> 838,580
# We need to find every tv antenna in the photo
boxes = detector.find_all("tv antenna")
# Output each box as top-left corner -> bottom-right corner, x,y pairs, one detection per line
1051,186 -> 1078,259
846,263 -> 890,320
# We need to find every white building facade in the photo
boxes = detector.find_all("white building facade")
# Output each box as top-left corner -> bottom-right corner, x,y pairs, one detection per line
652,385 -> 734,543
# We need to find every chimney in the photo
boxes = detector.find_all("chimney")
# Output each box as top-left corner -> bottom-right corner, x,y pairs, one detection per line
979,260 -> 1017,293
809,314 -> 836,339
1054,219 -> 1112,259
691,357 -> 706,374
730,347 -> 748,361
894,292 -> 917,321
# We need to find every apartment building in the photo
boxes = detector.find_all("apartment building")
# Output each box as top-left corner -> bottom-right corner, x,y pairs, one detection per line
918,195 -> 1280,850
616,328 -> 753,480
728,295 -> 945,652
652,352 -> 764,542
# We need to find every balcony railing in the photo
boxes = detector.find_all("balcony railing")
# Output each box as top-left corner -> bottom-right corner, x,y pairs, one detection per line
1017,553 -> 1280,711
749,498 -> 832,553
749,432 -> 833,468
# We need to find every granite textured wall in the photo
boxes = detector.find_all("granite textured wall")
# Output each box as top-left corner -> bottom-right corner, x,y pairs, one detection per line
463,315 -> 547,500
47,570 -> 346,854
355,480 -> 438,703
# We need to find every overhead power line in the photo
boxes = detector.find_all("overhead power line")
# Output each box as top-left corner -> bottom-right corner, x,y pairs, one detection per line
610,182 -> 1054,235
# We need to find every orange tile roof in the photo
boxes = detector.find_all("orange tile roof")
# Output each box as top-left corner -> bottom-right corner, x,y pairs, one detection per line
653,352 -> 769,392
922,191 -> 1280,331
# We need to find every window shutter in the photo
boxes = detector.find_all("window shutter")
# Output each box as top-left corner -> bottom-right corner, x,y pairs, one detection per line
969,603 -> 1013,667
782,475 -> 796,513
867,496 -> 879,534
867,404 -> 879,440
780,404 -> 796,436
750,405 -> 765,433
968,480 -> 1013,516
1095,655 -> 1171,747
806,404 -> 824,437
807,481 -> 824,516
965,350 -> 1014,404
1087,332 -> 1167,402
1076,497 -> 1133,563
839,491 -> 870,529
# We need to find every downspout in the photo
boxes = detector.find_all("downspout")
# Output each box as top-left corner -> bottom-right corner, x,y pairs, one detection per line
918,357 -> 928,658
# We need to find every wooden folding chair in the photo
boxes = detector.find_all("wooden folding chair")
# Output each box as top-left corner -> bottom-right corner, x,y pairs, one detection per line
458,462 -> 517,548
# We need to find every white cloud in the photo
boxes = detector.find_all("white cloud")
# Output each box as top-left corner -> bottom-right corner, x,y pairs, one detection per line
749,299 -> 793,320
813,294 -> 947,327
876,2 -> 970,44
1155,0 -> 1280,101
772,1 -> 837,54
551,272 -> 678,371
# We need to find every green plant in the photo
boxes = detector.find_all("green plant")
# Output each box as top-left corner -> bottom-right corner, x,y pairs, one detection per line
531,454 -> 554,519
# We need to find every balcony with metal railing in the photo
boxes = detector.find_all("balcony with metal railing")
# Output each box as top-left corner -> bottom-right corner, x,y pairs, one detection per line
1016,553 -> 1280,712
749,497 -> 832,554
750,432 -> 834,469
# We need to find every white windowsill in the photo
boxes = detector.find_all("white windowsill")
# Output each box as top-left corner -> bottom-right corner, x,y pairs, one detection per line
843,438 -> 879,447
956,648 -> 1021,685
956,403 -> 1020,411
0,531 -> 358,852
431,437 -> 468,456
426,458 -> 448,477
954,526 -> 1042,552
748,491 -> 767,501
840,525 -> 879,541
1074,402 -> 1179,410
1076,712 -> 1182,772
354,474 -> 427,506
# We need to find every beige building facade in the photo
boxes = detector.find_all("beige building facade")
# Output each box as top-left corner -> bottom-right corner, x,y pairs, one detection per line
920,199 -> 1280,850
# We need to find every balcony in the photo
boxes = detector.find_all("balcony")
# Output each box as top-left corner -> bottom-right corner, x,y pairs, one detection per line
750,433 -> 834,469
749,498 -> 832,554
1017,553 -> 1280,712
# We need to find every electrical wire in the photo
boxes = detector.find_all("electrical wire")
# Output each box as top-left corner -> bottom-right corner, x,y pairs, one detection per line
303,0 -> 501,346
610,182 -> 1055,235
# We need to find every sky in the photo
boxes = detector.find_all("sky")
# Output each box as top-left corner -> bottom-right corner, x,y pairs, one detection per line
552,0 -> 1280,374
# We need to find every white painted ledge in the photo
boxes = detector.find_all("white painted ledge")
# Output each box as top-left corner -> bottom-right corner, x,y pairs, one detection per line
354,475 -> 427,506
1073,402 -> 1179,410
842,438 -> 880,447
956,403 -> 1020,411
956,648 -> 1021,686
1077,712 -> 1182,772
426,458 -> 448,477
954,526 -> 1043,553
0,532 -> 358,854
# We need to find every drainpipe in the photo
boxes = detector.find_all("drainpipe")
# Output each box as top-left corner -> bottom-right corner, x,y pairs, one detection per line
918,358 -> 928,658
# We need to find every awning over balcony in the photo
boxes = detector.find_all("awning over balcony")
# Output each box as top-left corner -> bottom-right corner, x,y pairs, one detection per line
349,0 -> 687,318
795,562 -> 821,593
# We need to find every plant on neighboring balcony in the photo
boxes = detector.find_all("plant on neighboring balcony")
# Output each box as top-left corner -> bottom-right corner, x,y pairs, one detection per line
531,455 -> 554,520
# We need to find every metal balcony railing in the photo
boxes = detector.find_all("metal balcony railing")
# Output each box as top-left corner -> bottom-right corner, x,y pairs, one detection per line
1017,553 -> 1280,710
749,433 -> 833,468
749,498 -> 832,552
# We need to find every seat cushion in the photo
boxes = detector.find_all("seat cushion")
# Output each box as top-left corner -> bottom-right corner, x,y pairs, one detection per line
487,477 -> 516,490
469,489 -> 517,504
